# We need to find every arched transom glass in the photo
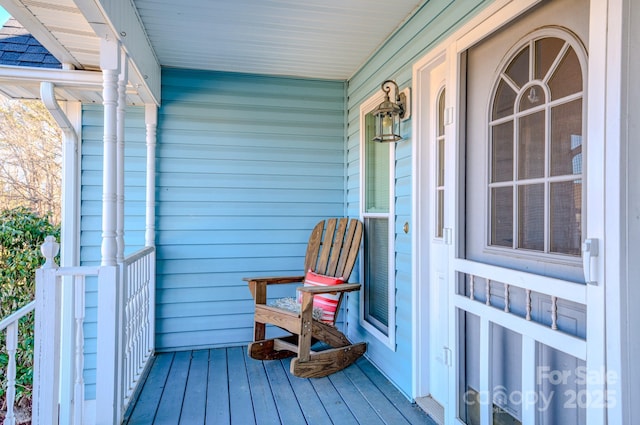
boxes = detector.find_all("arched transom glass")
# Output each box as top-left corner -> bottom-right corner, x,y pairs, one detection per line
489,35 -> 585,256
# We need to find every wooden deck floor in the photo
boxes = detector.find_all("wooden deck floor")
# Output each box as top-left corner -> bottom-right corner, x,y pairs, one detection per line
123,347 -> 436,425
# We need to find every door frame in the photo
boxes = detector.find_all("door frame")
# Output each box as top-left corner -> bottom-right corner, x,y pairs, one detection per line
412,0 -> 543,401
412,49 -> 446,401
412,0 -> 614,423
411,50 -> 448,421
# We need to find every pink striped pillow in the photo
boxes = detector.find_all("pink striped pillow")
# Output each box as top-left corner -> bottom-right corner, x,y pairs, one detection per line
297,270 -> 345,324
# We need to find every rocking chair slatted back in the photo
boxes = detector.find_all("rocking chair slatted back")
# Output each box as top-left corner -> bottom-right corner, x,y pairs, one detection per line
303,218 -> 362,280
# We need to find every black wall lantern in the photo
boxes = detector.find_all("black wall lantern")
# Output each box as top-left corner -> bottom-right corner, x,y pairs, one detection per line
371,79 -> 410,143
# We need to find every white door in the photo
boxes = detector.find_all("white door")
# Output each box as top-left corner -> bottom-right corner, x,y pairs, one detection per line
428,61 -> 449,410
415,55 -> 451,420
451,0 -> 605,424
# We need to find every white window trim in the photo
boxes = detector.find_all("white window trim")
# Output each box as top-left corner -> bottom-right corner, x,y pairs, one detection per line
359,90 -> 396,350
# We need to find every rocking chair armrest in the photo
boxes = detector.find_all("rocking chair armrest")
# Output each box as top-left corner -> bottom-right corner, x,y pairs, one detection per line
243,275 -> 306,285
245,275 -> 306,304
297,283 -> 361,295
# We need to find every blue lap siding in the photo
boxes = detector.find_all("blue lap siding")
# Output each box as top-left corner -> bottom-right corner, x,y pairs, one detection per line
153,69 -> 347,351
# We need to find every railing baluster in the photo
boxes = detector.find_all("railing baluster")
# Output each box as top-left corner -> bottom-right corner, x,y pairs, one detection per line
1,302 -> 35,425
144,255 -> 151,357
73,276 -> 85,424
469,274 -> 475,300
486,279 -> 491,306
551,296 -> 558,330
4,322 -> 18,425
133,269 -> 140,384
133,264 -> 139,387
141,255 -> 148,360
526,289 -> 532,321
133,263 -> 139,389
124,267 -> 131,401
504,284 -> 510,313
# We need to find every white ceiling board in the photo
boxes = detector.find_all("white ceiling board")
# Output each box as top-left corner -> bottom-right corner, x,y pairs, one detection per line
1,0 -> 426,102
133,0 -> 424,79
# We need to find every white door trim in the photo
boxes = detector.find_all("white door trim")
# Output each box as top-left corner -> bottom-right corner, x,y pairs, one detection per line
583,0 -> 609,423
412,49 -> 447,400
590,0 -> 632,423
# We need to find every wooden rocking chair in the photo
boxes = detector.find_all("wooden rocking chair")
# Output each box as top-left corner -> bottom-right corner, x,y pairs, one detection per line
244,218 -> 366,378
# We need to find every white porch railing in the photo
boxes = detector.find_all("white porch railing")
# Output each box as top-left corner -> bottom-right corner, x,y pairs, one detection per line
5,236 -> 159,425
53,265 -> 99,424
31,236 -> 100,425
119,246 -> 155,412
0,301 -> 35,425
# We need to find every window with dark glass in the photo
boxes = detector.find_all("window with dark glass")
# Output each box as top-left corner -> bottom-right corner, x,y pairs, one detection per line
363,112 -> 390,335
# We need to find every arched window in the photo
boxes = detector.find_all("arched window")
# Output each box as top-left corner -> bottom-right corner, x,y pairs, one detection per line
488,30 -> 586,256
435,87 -> 446,239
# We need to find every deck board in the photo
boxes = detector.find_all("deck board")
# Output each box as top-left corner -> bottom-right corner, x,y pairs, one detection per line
355,357 -> 433,424
327,369 -> 386,425
309,375 -> 359,425
282,360 -> 333,425
155,351 -> 191,425
263,359 -> 306,425
126,353 -> 173,425
125,347 -> 437,424
179,350 -> 209,424
244,348 -> 280,425
227,346 -> 256,424
205,348 -> 229,425
342,362 -> 410,425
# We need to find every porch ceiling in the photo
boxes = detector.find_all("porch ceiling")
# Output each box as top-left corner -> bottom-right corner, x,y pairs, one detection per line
0,0 -> 423,104
132,0 -> 424,80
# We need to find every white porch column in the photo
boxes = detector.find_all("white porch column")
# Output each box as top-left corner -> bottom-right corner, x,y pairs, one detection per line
116,52 -> 128,263
96,37 -> 123,425
100,38 -> 120,267
144,104 -> 157,358
145,104 -> 157,248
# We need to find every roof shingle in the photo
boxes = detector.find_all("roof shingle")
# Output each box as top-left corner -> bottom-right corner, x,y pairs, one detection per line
0,17 -> 61,69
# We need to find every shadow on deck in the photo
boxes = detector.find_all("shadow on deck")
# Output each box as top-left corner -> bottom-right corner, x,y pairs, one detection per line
123,347 -> 436,424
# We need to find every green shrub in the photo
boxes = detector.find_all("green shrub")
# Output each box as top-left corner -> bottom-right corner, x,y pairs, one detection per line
0,207 -> 59,404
